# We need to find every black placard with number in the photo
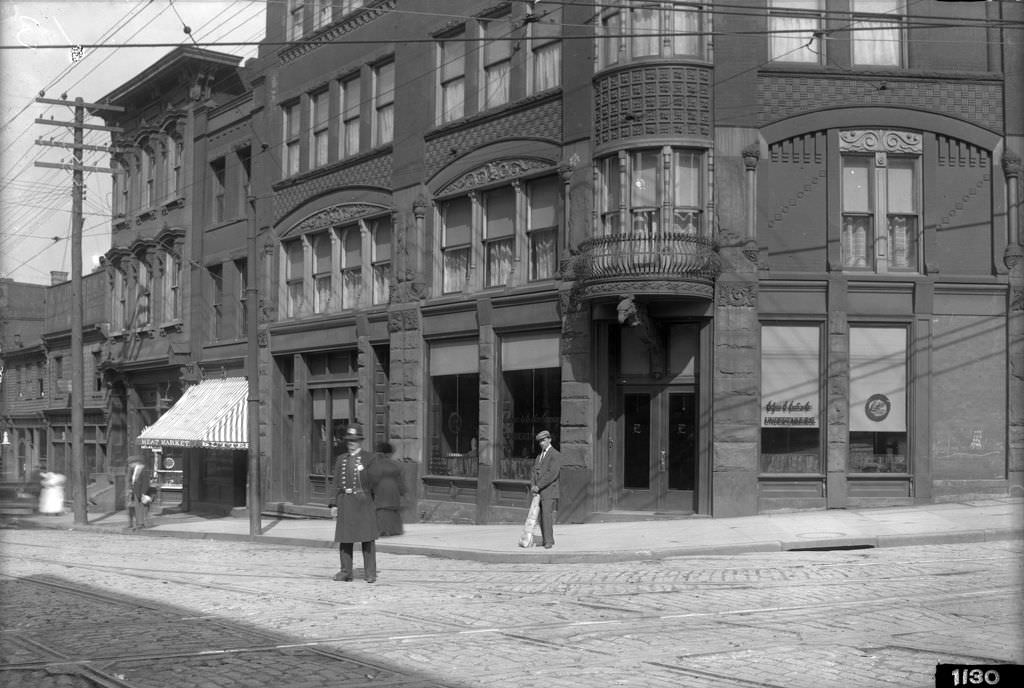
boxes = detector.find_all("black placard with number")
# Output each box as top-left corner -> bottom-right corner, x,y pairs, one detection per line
936,664 -> 1024,688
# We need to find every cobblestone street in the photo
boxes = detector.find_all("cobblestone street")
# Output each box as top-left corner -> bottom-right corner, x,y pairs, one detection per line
1,529 -> 1021,688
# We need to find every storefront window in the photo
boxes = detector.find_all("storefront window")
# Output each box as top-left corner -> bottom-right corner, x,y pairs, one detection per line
760,324 -> 822,473
310,387 -> 353,478
428,340 -> 479,477
498,332 -> 561,480
849,326 -> 908,473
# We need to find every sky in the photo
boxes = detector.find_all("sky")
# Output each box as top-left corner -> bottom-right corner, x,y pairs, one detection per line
0,0 -> 266,286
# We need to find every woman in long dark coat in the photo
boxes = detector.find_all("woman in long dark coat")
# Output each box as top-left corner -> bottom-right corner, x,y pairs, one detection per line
329,425 -> 379,583
366,442 -> 406,536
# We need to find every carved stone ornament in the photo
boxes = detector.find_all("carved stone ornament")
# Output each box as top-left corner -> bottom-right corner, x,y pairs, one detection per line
1002,149 -> 1022,179
438,159 -> 552,196
288,203 -> 390,236
716,283 -> 757,308
838,129 -> 923,154
742,144 -> 760,171
1011,287 -> 1024,313
1005,243 -> 1024,271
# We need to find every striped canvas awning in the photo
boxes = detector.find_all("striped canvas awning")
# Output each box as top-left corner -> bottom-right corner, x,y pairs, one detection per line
138,378 -> 248,450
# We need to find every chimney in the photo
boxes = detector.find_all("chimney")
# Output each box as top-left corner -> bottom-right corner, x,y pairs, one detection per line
50,271 -> 69,285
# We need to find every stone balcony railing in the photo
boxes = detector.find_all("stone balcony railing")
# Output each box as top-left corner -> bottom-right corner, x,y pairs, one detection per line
572,232 -> 721,300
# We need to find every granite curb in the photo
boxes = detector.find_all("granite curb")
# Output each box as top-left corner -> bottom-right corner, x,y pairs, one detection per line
8,513 -> 1022,563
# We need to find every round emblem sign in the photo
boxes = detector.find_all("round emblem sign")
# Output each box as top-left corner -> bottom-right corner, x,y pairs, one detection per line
865,394 -> 892,422
163,456 -> 176,470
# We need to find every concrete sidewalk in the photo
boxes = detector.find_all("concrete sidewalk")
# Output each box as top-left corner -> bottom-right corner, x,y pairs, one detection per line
6,497 -> 1022,563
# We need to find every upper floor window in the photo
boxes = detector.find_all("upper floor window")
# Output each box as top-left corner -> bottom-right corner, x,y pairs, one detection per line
278,211 -> 392,319
851,0 -> 903,67
598,1 -> 702,69
236,258 -> 248,336
137,261 -> 151,327
438,29 -> 467,124
312,231 -> 332,314
369,217 -> 392,305
161,250 -> 182,323
769,0 -> 823,63
339,225 -> 363,308
436,174 -> 561,295
284,239 -> 305,318
339,75 -> 361,158
481,13 -> 512,110
238,147 -> 252,215
310,90 -> 330,168
598,147 -> 704,236
839,129 -> 920,272
373,60 -> 395,146
282,101 -> 301,176
440,196 -> 472,294
209,263 -> 224,340
527,176 -> 559,281
110,270 -> 127,331
112,161 -> 127,216
340,0 -> 365,16
529,4 -> 562,94
142,143 -> 155,208
210,157 -> 226,223
287,0 -> 305,41
313,0 -> 332,30
170,137 -> 183,197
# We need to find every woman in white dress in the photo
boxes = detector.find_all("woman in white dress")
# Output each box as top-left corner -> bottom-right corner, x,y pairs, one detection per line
38,471 -> 66,515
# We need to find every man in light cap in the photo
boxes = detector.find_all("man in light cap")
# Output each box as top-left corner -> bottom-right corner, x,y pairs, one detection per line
531,429 -> 562,549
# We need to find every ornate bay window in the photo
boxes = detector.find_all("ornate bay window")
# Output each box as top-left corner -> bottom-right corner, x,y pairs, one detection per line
839,129 -> 921,272
598,147 -> 704,236
598,1 -> 703,69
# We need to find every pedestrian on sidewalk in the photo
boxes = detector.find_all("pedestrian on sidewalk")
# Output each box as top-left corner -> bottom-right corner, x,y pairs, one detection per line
38,468 -> 66,516
329,425 -> 379,583
366,441 -> 407,536
126,457 -> 153,530
531,430 -> 562,549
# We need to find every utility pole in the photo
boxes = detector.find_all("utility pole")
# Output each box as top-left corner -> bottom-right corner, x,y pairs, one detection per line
246,191 -> 261,538
34,95 -> 122,525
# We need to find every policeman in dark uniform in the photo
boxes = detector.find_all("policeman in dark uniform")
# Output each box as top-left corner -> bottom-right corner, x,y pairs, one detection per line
329,425 -> 379,582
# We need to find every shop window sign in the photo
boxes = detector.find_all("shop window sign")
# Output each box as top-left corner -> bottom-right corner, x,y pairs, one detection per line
760,325 -> 822,473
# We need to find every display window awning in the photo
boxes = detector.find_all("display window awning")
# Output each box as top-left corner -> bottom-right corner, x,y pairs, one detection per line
138,378 -> 248,450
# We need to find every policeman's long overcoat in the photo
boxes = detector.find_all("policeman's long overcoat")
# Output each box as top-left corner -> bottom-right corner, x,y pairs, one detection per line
330,451 -> 379,544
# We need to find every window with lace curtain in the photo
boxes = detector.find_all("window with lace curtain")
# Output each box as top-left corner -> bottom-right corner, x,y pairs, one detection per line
370,217 -> 392,305
529,4 -> 562,93
851,0 -> 904,67
137,261 -> 151,328
339,75 -> 361,158
339,225 -> 363,308
527,176 -> 559,281
284,239 -> 305,318
484,186 -> 515,287
839,131 -> 920,272
438,29 -> 466,124
310,90 -> 330,168
161,250 -> 182,324
441,196 -> 471,294
311,232 -> 332,314
373,60 -> 394,146
282,101 -> 301,176
768,0 -> 823,63
481,12 -> 512,109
